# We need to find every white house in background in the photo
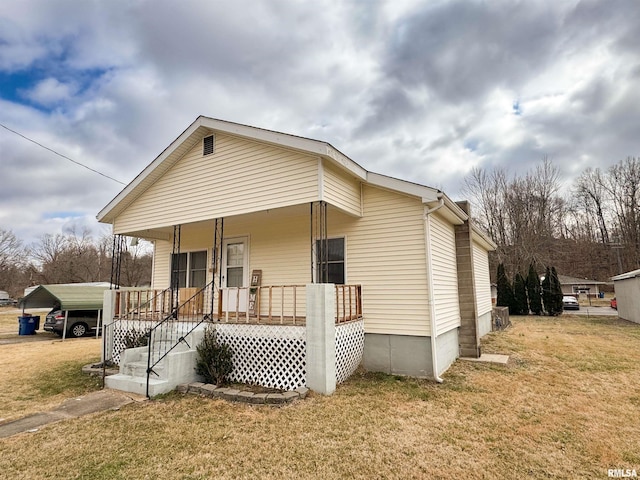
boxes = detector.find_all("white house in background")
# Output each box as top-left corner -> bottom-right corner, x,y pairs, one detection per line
612,269 -> 640,324
96,116 -> 496,397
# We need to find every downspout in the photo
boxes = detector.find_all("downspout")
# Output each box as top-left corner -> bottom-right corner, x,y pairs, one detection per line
424,196 -> 445,383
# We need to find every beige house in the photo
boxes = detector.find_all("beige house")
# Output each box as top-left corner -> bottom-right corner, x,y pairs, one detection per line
97,116 -> 496,396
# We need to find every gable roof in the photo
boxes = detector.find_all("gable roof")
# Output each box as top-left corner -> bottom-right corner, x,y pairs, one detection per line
97,116 -> 448,223
95,116 -> 495,248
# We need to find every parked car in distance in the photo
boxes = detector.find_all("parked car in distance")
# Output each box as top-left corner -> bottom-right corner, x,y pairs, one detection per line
562,295 -> 580,310
43,309 -> 100,337
611,297 -> 617,310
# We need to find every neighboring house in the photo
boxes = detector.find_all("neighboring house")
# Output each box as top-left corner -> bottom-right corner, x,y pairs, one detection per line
558,275 -> 610,297
97,116 -> 496,397
612,269 -> 640,324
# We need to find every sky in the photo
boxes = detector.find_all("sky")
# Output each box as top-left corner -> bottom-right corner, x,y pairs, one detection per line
1,0 -> 639,245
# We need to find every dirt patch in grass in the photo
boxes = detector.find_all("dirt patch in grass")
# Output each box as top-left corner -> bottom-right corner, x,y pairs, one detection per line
0,314 -> 639,479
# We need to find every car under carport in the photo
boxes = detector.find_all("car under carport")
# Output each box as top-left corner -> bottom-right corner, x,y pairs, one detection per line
19,285 -> 109,340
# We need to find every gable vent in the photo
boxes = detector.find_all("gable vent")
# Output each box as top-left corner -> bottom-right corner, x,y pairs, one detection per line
203,135 -> 215,156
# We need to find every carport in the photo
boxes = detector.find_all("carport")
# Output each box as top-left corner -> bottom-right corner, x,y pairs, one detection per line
19,285 -> 109,340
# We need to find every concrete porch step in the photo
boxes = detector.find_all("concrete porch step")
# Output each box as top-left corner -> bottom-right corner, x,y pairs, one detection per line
121,360 -> 165,379
104,374 -> 169,397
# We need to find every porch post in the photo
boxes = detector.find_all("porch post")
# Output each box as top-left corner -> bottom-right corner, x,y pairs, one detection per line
305,283 -> 336,395
310,201 -> 328,283
101,289 -> 117,364
110,234 -> 125,289
170,225 -> 181,318
210,218 -> 223,318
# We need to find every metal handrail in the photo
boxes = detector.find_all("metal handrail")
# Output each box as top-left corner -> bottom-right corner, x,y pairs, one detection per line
145,281 -> 214,397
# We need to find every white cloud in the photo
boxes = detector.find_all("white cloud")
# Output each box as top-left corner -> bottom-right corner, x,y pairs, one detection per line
21,78 -> 78,106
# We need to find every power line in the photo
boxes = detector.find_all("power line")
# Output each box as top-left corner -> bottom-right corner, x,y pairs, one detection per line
0,123 -> 126,185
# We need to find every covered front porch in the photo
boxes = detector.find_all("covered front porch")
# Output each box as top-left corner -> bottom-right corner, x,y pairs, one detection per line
102,178 -> 367,396
102,283 -> 364,396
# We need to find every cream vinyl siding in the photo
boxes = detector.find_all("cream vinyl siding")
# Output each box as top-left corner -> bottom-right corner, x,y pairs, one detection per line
473,241 -> 492,317
150,186 -> 432,335
114,133 -> 318,234
151,208 -> 311,312
330,185 -> 431,336
430,213 -> 460,335
323,162 -> 361,217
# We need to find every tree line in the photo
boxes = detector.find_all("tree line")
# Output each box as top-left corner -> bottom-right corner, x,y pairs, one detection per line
0,227 -> 152,299
464,156 -> 640,281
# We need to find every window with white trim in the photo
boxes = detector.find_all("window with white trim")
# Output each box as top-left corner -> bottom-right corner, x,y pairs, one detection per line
171,251 -> 207,288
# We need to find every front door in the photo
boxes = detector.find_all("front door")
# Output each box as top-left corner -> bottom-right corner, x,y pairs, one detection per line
222,238 -> 248,313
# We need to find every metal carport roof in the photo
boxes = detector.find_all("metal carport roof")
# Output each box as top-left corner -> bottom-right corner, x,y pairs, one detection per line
19,285 -> 108,311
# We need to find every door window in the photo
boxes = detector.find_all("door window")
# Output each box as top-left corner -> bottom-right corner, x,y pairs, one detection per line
226,243 -> 245,288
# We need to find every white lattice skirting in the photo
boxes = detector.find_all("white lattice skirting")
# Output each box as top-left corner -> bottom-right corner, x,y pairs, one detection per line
335,319 -> 365,384
108,320 -> 155,365
215,324 -> 307,391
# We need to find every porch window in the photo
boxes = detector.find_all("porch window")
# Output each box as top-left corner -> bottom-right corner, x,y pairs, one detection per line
316,238 -> 345,284
171,251 -> 207,288
189,251 -> 207,288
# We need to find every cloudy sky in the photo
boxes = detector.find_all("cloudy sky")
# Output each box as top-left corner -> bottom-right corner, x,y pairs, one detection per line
1,0 -> 638,244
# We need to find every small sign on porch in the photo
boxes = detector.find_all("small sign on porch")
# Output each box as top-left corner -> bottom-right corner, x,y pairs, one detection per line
248,270 -> 262,316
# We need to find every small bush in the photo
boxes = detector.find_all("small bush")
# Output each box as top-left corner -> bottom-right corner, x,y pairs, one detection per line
195,326 -> 233,386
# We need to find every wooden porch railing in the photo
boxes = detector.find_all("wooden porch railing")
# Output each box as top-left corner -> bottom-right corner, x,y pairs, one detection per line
218,284 -> 363,325
114,288 -> 173,321
218,285 -> 307,325
335,284 -> 363,323
111,284 -> 363,325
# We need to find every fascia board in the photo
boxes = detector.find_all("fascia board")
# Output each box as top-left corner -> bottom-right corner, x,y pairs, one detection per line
367,172 -> 440,203
471,225 -> 498,251
97,119 -> 206,222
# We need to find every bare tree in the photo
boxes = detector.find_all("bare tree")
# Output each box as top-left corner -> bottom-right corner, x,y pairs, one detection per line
0,228 -> 28,297
604,157 -> 640,270
464,158 -> 565,277
574,168 -> 610,244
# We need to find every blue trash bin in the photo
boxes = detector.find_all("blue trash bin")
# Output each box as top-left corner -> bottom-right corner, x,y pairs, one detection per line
18,315 -> 37,335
